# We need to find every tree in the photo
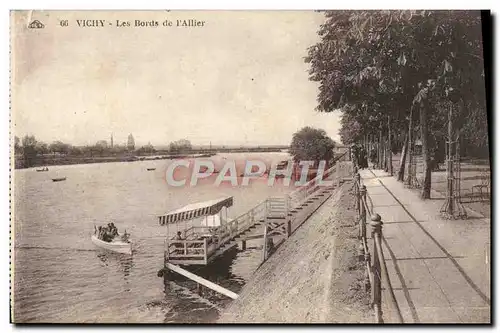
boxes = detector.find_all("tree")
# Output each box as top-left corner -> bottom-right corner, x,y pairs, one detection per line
35,142 -> 49,156
137,142 -> 156,155
95,140 -> 108,149
169,139 -> 192,154
49,141 -> 71,155
22,135 -> 37,167
127,134 -> 135,151
94,140 -> 109,156
14,136 -> 21,154
339,112 -> 363,145
305,10 -> 485,199
289,127 -> 335,165
70,146 -> 82,156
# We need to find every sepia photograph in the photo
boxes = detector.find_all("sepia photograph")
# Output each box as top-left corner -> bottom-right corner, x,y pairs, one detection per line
9,9 -> 491,324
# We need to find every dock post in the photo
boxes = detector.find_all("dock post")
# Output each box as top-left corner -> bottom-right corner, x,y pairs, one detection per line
197,283 -> 203,296
164,239 -> 168,267
165,263 -> 239,299
241,240 -> 246,250
262,224 -> 269,262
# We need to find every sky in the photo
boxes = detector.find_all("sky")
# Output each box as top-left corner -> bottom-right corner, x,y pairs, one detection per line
11,10 -> 342,147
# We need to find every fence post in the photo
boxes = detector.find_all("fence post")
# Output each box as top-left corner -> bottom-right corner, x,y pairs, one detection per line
354,173 -> 361,217
370,213 -> 384,323
360,185 -> 367,240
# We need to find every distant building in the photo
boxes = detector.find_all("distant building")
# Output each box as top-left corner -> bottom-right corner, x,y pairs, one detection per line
127,134 -> 135,151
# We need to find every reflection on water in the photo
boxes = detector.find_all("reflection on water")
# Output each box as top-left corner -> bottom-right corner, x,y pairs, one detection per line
13,153 -> 288,323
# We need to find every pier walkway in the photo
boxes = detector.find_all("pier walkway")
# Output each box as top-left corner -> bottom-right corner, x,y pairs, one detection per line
360,168 -> 490,323
163,155 -> 353,267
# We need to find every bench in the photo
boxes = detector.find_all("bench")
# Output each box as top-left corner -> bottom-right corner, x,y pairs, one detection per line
471,172 -> 490,201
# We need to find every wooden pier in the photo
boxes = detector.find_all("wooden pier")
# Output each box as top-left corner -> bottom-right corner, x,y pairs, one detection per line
159,153 -> 352,298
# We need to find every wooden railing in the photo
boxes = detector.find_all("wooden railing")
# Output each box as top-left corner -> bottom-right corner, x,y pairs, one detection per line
353,167 -> 403,323
288,163 -> 336,210
165,238 -> 208,263
287,153 -> 352,211
225,200 -> 267,235
165,153 -> 353,265
166,200 -> 269,262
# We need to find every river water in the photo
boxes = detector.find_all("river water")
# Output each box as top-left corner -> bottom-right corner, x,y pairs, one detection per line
12,152 -> 291,323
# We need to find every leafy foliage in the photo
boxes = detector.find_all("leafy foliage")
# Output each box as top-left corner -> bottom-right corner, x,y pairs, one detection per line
305,10 -> 487,198
169,139 -> 192,153
289,127 -> 336,163
305,10 -> 486,147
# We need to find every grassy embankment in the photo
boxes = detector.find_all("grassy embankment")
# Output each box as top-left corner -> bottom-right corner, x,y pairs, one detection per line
218,182 -> 372,323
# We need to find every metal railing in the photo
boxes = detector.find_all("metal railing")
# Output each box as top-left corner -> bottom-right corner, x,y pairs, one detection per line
353,167 -> 404,323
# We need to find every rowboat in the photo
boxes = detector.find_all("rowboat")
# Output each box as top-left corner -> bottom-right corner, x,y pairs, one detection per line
147,168 -> 156,171
52,177 -> 66,182
91,235 -> 132,255
36,167 -> 49,172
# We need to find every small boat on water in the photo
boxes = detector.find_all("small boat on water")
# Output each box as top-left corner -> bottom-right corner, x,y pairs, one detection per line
91,235 -> 132,255
147,168 -> 156,171
36,167 -> 49,172
52,177 -> 66,182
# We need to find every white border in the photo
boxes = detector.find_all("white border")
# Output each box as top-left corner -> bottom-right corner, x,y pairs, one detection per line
3,1 -> 498,333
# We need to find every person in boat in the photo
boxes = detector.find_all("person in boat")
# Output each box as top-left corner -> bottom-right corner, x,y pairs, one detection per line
97,226 -> 107,240
98,224 -> 112,242
109,223 -> 119,238
101,231 -> 113,242
121,230 -> 130,243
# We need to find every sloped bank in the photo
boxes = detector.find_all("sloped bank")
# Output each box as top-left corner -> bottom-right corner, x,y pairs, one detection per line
218,182 -> 372,323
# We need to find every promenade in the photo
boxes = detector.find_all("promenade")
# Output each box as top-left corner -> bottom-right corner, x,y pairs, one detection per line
360,169 -> 491,323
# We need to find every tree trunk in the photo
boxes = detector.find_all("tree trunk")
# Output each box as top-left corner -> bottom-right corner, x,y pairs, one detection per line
378,129 -> 383,169
387,116 -> 393,176
385,139 -> 389,172
446,104 -> 454,215
397,133 -> 408,181
405,106 -> 414,186
420,103 -> 432,199
382,139 -> 387,172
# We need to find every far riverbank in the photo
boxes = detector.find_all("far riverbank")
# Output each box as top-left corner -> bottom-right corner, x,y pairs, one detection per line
13,153 -> 216,170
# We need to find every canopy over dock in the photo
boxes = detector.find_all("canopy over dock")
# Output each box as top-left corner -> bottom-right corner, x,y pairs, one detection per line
158,196 -> 233,225
159,196 -> 237,266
